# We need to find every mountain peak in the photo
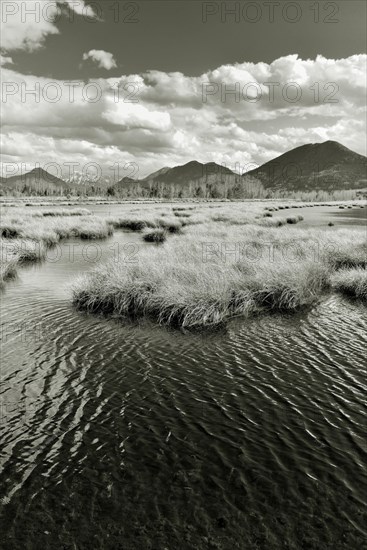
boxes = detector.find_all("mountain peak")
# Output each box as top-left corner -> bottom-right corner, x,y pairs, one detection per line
247,140 -> 366,191
28,167 -> 54,177
314,140 -> 350,151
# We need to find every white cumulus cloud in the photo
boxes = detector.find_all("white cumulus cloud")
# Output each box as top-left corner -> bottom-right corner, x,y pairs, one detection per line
83,50 -> 117,70
0,55 -> 366,178
0,0 -> 98,52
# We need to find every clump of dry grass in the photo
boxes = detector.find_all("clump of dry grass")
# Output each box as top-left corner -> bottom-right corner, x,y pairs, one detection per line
259,217 -> 287,227
34,208 -> 91,217
143,229 -> 167,243
331,268 -> 367,300
0,238 -> 48,287
0,209 -> 115,286
326,241 -> 367,269
107,217 -> 156,231
72,224 -> 365,328
0,254 -> 18,287
174,211 -> 191,218
286,215 -> 303,224
0,210 -> 114,244
72,246 -> 329,328
157,219 -> 183,233
1,226 -> 22,238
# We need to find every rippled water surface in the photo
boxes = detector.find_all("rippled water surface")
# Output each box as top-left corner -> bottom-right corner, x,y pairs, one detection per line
1,230 -> 366,549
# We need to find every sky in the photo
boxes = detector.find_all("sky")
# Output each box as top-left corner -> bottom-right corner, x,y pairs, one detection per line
1,0 -> 366,181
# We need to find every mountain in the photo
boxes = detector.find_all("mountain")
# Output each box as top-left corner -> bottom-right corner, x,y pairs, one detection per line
142,166 -> 171,180
0,168 -> 106,196
115,161 -> 237,186
142,161 -> 236,185
245,141 -> 367,191
113,160 -> 262,199
111,160 -> 259,198
113,141 -> 367,198
3,141 -> 365,198
1,168 -> 71,195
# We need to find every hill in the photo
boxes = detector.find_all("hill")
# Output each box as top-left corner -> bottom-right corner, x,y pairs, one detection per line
142,161 -> 236,185
0,168 -> 72,195
0,168 -> 106,196
245,141 -> 367,192
2,141 -> 365,199
111,161 -> 263,199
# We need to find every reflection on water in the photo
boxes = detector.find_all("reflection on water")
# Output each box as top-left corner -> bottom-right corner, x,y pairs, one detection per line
1,231 -> 366,549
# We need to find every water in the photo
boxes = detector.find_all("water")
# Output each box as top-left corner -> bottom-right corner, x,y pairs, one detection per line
282,204 -> 367,228
1,230 -> 367,549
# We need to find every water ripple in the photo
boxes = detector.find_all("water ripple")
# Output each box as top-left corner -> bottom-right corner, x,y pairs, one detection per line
0,238 -> 366,549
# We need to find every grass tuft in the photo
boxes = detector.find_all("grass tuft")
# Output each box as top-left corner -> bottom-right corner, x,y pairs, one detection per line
157,219 -> 183,233
286,216 -> 303,224
72,225 -> 364,328
331,268 -> 367,300
143,229 -> 167,243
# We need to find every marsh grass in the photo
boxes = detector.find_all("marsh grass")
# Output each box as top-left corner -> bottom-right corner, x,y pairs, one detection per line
0,254 -> 18,287
72,245 -> 329,328
174,212 -> 191,218
3,201 -> 366,321
35,208 -> 91,217
286,216 -> 303,224
107,217 -> 156,231
0,238 -> 48,287
157,219 -> 183,233
72,223 -> 366,328
143,229 -> 167,243
327,242 -> 367,269
0,210 -> 114,244
0,209 -> 114,286
259,217 -> 287,227
331,268 -> 367,300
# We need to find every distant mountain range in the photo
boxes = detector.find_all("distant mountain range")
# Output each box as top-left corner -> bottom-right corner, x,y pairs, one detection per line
113,140 -> 366,197
0,167 -> 107,196
1,141 -> 366,198
112,160 -> 243,198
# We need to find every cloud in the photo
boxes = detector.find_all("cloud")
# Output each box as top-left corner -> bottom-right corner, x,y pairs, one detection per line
1,55 -> 366,178
0,54 -> 13,66
82,50 -> 117,70
62,0 -> 97,19
103,101 -> 170,130
0,0 -> 98,52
